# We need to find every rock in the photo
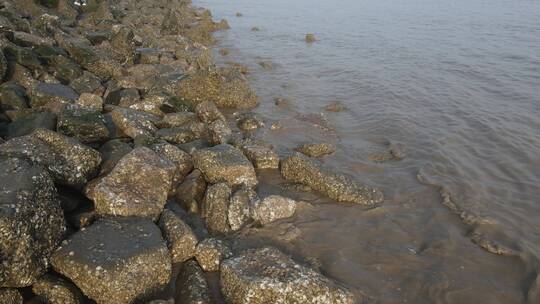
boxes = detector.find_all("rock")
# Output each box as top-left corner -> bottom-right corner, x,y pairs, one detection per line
274,97 -> 290,107
86,147 -> 176,220
29,82 -> 78,111
75,93 -> 103,111
175,260 -> 211,304
305,33 -> 317,43
251,26 -> 260,32
0,50 -> 7,82
98,139 -> 133,175
0,158 -> 65,287
193,144 -> 258,187
11,31 -> 54,48
70,71 -> 104,95
0,129 -> 102,187
149,142 -> 193,184
195,100 -> 225,123
219,48 -> 230,56
57,106 -> 109,143
237,113 -> 265,131
66,204 -> 96,229
157,112 -> 198,128
51,217 -> 172,304
280,153 -> 383,206
0,83 -> 28,111
146,299 -> 174,304
295,143 -> 336,157
195,238 -> 232,272
178,139 -> 211,155
135,48 -> 163,64
38,51 -> 83,84
156,124 -> 205,144
228,187 -> 258,231
251,195 -> 297,225
126,94 -> 166,117
0,288 -> 23,304
110,107 -> 159,139
221,247 -> 355,304
3,44 -> 43,71
207,119 -> 232,145
202,182 -> 231,234
110,25 -> 135,61
32,274 -> 84,304
160,96 -> 196,113
324,101 -> 346,112
241,145 -> 279,169
105,88 -> 140,106
6,111 -> 56,139
236,12 -> 243,17
178,68 -> 258,109
176,169 -> 207,214
158,209 -> 198,263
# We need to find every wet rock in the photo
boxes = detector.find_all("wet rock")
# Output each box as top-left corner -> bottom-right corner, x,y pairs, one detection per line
29,82 -> 78,111
146,299 -> 174,304
0,83 -> 28,111
175,260 -> 211,304
193,144 -> 258,187
237,113 -> 265,131
0,129 -> 102,187
98,139 -> 133,175
221,247 -> 355,304
207,119 -> 232,145
228,187 -> 258,231
57,106 -> 109,143
195,100 -> 225,123
305,33 -> 317,43
32,274 -> 84,304
158,209 -> 198,263
0,288 -> 23,304
11,31 -> 54,48
51,217 -> 172,304
219,48 -> 230,56
241,145 -> 279,169
251,195 -> 297,225
0,158 -> 65,287
105,88 -> 140,106
178,68 -> 258,109
6,111 -> 56,139
295,142 -> 336,157
258,61 -> 273,70
324,101 -> 346,112
127,94 -> 167,117
86,147 -> 176,220
195,238 -> 233,272
202,182 -> 231,234
75,93 -> 103,111
110,107 -> 159,139
176,169 -> 207,214
35,46 -> 83,84
157,112 -> 198,128
236,12 -> 243,17
70,71 -> 104,95
280,153 -> 384,206
274,97 -> 290,107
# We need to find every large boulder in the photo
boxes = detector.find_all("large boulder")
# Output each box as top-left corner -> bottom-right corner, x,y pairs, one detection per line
193,144 -> 258,188
51,217 -> 172,304
158,209 -> 198,263
0,158 -> 65,287
221,247 -> 355,304
32,274 -> 84,304
0,129 -> 101,187
86,147 -> 176,220
175,260 -> 212,304
280,153 -> 383,206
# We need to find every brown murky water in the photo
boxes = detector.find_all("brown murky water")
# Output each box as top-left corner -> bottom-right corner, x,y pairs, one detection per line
197,0 -> 540,303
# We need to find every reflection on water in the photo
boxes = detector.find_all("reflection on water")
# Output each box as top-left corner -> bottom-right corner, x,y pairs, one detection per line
198,0 -> 540,302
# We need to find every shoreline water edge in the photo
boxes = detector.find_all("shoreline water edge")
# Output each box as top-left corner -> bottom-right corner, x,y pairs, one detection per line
0,0 -> 382,303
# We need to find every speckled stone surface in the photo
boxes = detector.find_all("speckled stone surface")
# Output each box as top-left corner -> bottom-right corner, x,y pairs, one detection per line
51,217 -> 172,304
158,209 -> 198,263
195,238 -> 232,272
0,158 -> 65,287
241,145 -> 279,169
228,186 -> 258,231
295,143 -> 336,158
251,195 -> 296,225
221,247 -> 355,304
202,182 -> 231,234
176,169 -> 207,214
175,260 -> 212,304
280,153 -> 383,206
110,107 -> 160,139
85,147 -> 176,220
0,129 -> 101,187
193,144 -> 258,188
0,288 -> 23,304
32,274 -> 84,304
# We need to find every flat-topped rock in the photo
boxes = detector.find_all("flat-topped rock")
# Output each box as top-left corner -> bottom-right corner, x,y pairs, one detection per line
193,144 -> 258,187
86,147 -> 176,220
51,217 -> 172,304
0,129 -> 101,187
280,153 -> 383,206
0,158 -> 65,287
221,247 -> 355,304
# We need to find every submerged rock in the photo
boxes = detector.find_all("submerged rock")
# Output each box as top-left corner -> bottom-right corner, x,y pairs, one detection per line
0,158 -> 65,287
280,153 -> 383,206
0,129 -> 101,187
175,260 -> 212,304
193,144 -> 258,188
295,142 -> 336,157
251,195 -> 297,225
221,247 -> 355,304
158,209 -> 198,263
0,288 -> 23,304
51,217 -> 172,304
86,147 -> 176,220
305,33 -> 317,43
195,238 -> 233,272
32,274 -> 84,304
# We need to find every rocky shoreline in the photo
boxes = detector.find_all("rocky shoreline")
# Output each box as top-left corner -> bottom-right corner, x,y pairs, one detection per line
0,0 -> 383,303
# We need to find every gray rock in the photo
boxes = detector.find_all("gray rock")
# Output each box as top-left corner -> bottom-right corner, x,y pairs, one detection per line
0,158 -> 65,287
176,169 -> 207,214
70,71 -> 104,95
251,195 -> 296,225
29,82 -> 78,111
105,88 -> 140,106
178,139 -> 211,155
280,153 -> 384,206
66,204 -> 96,229
51,217 -> 172,304
241,145 -> 279,169
110,107 -> 159,139
221,247 -> 355,304
149,142 -> 193,188
3,44 -> 43,71
57,106 -> 109,143
195,100 -> 225,123
156,125 -> 204,144
237,113 -> 264,131
207,119 -> 232,145
193,144 -> 258,188
175,260 -> 211,304
0,50 -> 6,82
228,187 -> 258,231
295,143 -> 336,157
32,274 -> 84,304
202,182 -> 231,234
158,209 -> 198,263
0,83 -> 28,111
195,238 -> 232,272
98,139 -> 133,175
6,111 -> 56,139
0,288 -> 23,304
0,129 -> 102,187
86,147 -> 176,220
156,112 -> 198,128
75,93 -> 103,111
